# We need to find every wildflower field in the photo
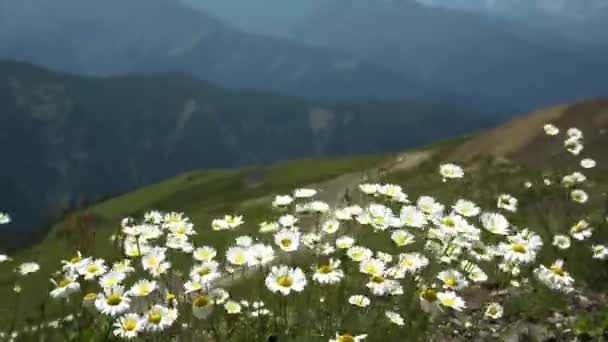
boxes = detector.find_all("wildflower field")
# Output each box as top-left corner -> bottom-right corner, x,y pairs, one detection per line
1,124 -> 607,341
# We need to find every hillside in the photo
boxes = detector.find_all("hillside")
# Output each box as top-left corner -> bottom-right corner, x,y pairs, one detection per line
0,60 -> 495,250
1,98 -> 607,340
0,0 -> 425,102
450,99 -> 608,174
290,0 -> 608,110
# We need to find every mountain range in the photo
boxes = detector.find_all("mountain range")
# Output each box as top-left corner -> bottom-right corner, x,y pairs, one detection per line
0,0 -> 423,103
0,60 -> 496,250
1,0 -> 607,111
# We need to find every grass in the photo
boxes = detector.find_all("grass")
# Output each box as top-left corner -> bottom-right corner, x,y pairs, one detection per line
0,153 -> 390,329
2,134 -> 608,341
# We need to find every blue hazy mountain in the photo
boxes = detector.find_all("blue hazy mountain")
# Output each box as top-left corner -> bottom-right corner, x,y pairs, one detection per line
0,0 -> 426,102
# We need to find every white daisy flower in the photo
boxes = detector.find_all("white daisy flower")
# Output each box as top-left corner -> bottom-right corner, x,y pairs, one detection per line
294,188 -> 317,198
248,243 -> 275,266
391,230 -> 415,247
416,196 -> 444,216
18,262 -> 40,275
113,313 -> 144,339
50,274 -> 81,299
570,189 -> 588,203
336,236 -> 355,249
330,333 -> 367,342
347,246 -> 373,262
498,233 -> 541,264
480,212 -> 510,235
141,248 -> 166,272
567,127 -> 583,139
145,305 -> 176,332
348,295 -> 370,308
570,219 -> 593,240
552,235 -> 571,250
437,291 -> 466,311
484,302 -> 503,319
0,254 -> 10,263
544,124 -> 559,136
235,235 -> 253,247
192,294 -> 214,319
322,219 -> 341,234
259,221 -> 279,233
359,183 -> 378,195
226,246 -> 252,267
112,259 -> 135,274
274,229 -> 301,252
272,195 -> 293,208
193,246 -> 217,262
437,269 -> 469,290
453,199 -> 480,217
534,259 -> 574,293
0,212 -> 11,224
591,245 -> 608,260
224,300 -> 242,314
565,137 -> 583,155
497,194 -> 518,212
396,253 -> 429,275
580,158 -> 596,169
225,215 -> 244,229
99,271 -> 127,289
313,259 -> 344,285
440,163 -> 464,180
385,311 -> 405,326
265,266 -> 307,295
95,285 -> 131,316
359,258 -> 386,277
129,279 -> 156,297
278,214 -> 298,227
211,218 -> 230,231
400,206 -> 427,228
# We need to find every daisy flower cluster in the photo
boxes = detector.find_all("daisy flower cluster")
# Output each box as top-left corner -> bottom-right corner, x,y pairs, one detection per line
0,124 -> 606,341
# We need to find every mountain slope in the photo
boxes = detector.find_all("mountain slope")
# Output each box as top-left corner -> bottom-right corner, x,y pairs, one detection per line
2,101 -> 607,336
290,0 -> 608,110
0,60 -> 494,249
0,0 -> 420,102
450,99 -> 608,174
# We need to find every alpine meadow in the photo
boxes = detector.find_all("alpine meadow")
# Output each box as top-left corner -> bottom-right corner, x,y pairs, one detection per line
0,0 -> 607,341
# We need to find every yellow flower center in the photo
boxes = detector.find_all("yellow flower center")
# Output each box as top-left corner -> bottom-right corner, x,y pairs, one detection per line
281,239 -> 292,248
193,295 -> 210,308
371,276 -> 384,284
402,259 -> 414,267
123,320 -> 137,331
421,289 -> 437,302
512,243 -> 527,253
149,312 -> 162,324
235,255 -> 246,264
58,278 -> 72,288
338,335 -> 355,342
106,294 -> 122,306
87,264 -> 99,274
550,265 -> 565,276
199,267 -> 211,276
176,226 -> 186,235
139,285 -> 150,295
148,257 -> 158,266
84,292 -> 97,301
442,297 -> 455,306
277,275 -> 294,287
318,265 -> 333,274
366,265 -> 377,274
444,277 -> 458,287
